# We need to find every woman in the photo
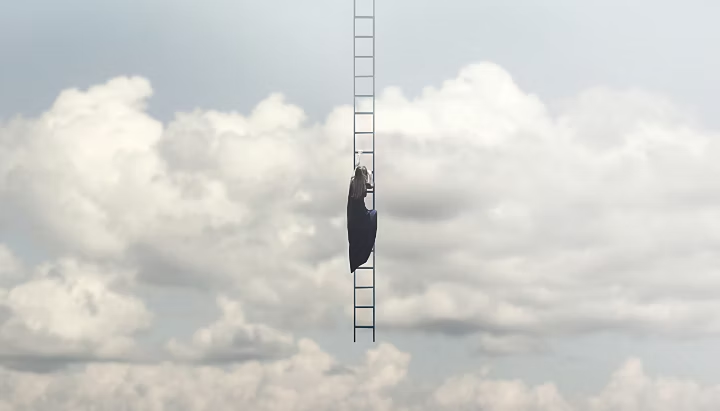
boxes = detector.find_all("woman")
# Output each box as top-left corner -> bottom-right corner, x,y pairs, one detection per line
347,165 -> 377,273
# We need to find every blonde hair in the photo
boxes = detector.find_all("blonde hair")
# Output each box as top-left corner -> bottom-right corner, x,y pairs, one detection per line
349,166 -> 369,199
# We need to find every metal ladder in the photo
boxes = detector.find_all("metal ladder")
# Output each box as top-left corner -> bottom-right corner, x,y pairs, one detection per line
353,0 -> 375,343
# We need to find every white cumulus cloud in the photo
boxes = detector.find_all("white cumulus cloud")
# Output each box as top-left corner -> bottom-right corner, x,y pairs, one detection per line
167,295 -> 295,362
0,340 -> 412,411
0,349 -> 717,411
0,257 -> 151,368
3,60 -> 720,366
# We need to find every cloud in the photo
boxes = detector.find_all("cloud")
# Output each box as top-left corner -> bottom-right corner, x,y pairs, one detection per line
0,245 -> 23,287
167,295 -> 295,363
371,62 -> 720,346
586,358 -> 720,411
430,357 -> 720,411
474,333 -> 548,356
0,76 -> 350,333
3,60 -> 720,361
0,76 -> 166,260
0,256 -> 151,369
0,341 -> 412,411
432,373 -> 573,411
0,348 -> 718,411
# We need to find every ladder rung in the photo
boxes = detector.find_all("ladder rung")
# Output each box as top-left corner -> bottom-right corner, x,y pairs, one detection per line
355,325 -> 374,328
354,75 -> 374,78
355,16 -> 374,19
355,36 -> 374,38
356,266 -> 374,270
355,132 -> 374,135
355,305 -> 374,309
355,55 -> 373,58
354,150 -> 374,153
355,285 -> 374,289
354,111 -> 373,114
355,94 -> 374,97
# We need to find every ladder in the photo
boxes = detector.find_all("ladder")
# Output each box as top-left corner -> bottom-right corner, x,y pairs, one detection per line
353,0 -> 375,343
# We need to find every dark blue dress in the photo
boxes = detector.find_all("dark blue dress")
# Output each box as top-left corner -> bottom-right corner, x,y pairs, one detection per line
347,185 -> 377,273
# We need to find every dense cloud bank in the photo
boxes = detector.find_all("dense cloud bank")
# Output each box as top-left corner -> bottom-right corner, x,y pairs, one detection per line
1,62 -> 719,408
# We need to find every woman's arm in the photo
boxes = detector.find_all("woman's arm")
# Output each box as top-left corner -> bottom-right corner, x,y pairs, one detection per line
364,170 -> 373,189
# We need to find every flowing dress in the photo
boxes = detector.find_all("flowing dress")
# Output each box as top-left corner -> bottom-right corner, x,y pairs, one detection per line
347,184 -> 377,273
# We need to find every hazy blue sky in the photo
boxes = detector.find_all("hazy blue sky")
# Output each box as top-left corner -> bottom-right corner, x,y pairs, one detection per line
3,0 -> 720,124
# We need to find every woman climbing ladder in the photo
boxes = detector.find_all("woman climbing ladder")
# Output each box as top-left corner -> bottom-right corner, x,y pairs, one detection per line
347,165 -> 377,273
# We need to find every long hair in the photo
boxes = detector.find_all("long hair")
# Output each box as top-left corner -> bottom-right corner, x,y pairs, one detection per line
349,166 -> 368,199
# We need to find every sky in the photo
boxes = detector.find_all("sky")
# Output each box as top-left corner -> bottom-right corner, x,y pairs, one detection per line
2,0 -> 720,409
